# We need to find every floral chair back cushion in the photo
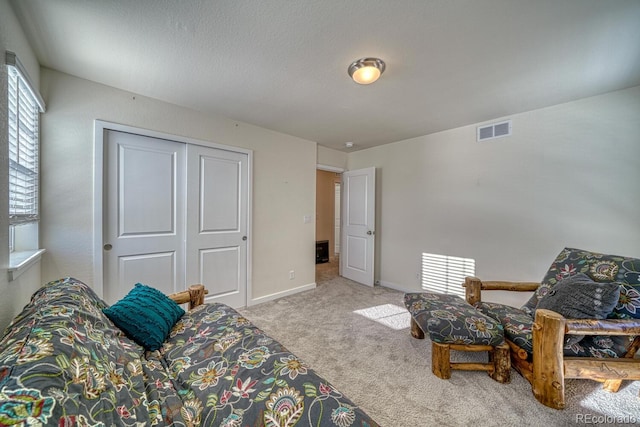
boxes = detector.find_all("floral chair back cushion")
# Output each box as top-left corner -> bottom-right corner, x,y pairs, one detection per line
522,247 -> 640,319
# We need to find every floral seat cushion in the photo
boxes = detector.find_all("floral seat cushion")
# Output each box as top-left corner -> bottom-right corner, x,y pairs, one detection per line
474,302 -> 533,355
473,301 -> 631,359
404,292 -> 504,346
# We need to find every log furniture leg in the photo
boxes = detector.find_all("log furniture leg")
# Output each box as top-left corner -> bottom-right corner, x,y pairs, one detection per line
532,309 -> 566,410
490,342 -> 511,384
430,341 -> 511,383
432,342 -> 451,379
410,317 -> 425,339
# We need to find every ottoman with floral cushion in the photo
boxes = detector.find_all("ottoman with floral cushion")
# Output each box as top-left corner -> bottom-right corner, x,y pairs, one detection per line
404,292 -> 511,383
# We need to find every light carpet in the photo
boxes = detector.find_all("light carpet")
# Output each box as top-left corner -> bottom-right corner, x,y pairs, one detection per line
239,262 -> 640,426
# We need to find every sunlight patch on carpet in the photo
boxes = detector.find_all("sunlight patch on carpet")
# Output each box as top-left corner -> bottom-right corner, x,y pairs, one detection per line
353,304 -> 411,330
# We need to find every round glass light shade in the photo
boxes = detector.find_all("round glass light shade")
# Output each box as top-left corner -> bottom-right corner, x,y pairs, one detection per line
352,66 -> 381,84
348,58 -> 385,85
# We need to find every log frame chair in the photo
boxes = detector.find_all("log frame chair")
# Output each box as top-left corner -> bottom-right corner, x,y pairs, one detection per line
168,284 -> 208,309
464,276 -> 640,410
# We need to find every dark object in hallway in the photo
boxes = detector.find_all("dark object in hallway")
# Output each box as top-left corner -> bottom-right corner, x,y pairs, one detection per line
316,240 -> 329,264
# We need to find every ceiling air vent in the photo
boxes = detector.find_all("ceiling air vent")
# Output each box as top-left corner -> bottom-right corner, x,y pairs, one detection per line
477,119 -> 512,142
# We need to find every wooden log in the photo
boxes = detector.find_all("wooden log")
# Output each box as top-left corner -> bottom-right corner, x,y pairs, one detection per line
168,284 -> 208,309
478,281 -> 540,292
464,277 -> 482,305
564,358 -> 640,381
451,362 -> 493,372
410,317 -> 425,339
603,336 -> 640,392
449,343 -> 494,352
432,342 -> 451,379
532,309 -> 566,410
507,340 -> 529,361
490,343 -> 511,383
565,319 -> 640,336
512,358 -> 534,384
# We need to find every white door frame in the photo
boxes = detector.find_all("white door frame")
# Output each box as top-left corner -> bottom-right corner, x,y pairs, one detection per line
94,120 -> 253,303
316,164 -> 345,263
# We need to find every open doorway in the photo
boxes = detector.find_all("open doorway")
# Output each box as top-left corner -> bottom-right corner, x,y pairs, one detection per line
316,169 -> 341,283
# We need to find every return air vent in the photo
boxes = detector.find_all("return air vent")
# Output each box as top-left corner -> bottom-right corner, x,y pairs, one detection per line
477,119 -> 512,142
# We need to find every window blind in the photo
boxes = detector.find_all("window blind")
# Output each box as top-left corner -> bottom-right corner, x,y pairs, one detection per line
421,252 -> 476,297
7,52 -> 44,226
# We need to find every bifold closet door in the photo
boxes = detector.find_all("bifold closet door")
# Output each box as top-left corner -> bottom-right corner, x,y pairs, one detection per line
103,130 -> 249,307
103,130 -> 186,303
185,144 -> 248,308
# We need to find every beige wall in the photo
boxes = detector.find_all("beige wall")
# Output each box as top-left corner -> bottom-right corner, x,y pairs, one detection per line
0,0 -> 44,330
316,170 -> 340,260
317,145 -> 347,170
348,86 -> 640,306
39,69 -> 317,306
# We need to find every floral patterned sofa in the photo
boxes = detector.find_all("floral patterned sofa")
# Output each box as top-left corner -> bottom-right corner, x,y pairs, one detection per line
0,277 -> 378,427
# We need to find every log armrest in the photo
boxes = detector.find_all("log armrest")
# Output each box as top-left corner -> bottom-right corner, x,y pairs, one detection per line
168,284 -> 208,309
463,276 -> 540,305
564,316 -> 640,336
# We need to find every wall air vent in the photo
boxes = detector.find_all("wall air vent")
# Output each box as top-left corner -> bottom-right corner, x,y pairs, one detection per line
477,119 -> 512,142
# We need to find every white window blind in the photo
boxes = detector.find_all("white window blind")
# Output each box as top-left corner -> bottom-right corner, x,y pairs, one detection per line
6,52 -> 45,226
421,252 -> 476,297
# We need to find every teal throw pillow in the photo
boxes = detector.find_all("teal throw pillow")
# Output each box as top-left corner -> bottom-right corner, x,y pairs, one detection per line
103,283 -> 185,351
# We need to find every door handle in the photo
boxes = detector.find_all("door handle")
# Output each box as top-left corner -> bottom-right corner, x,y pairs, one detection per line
242,236 -> 247,241
367,230 -> 375,235
104,243 -> 113,251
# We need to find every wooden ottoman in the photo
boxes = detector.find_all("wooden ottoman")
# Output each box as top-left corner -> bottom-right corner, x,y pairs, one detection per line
404,292 -> 510,383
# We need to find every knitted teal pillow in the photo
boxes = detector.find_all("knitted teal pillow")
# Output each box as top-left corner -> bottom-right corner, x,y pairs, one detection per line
103,283 -> 185,351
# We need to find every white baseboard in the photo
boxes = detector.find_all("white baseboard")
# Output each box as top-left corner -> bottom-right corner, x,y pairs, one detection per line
249,282 -> 316,306
378,280 -> 413,293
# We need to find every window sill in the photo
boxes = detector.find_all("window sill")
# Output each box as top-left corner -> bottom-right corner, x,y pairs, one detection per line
9,249 -> 46,282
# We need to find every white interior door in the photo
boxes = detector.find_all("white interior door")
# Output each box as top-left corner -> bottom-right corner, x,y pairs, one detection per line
341,167 -> 375,286
103,130 -> 186,303
186,144 -> 248,307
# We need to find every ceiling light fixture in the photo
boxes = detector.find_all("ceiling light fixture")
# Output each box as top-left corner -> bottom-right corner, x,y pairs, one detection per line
345,142 -> 354,148
348,57 -> 386,85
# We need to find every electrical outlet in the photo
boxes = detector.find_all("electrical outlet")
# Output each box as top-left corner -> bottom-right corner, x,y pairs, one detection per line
289,270 -> 295,280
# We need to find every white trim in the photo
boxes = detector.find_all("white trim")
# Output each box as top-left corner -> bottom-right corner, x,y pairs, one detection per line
316,164 -> 344,173
8,249 -> 46,281
93,120 -> 253,305
5,51 -> 45,112
249,282 -> 316,306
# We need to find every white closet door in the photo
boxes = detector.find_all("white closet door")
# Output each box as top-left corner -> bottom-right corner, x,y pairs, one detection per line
103,130 -> 186,303
103,128 -> 250,308
185,144 -> 248,307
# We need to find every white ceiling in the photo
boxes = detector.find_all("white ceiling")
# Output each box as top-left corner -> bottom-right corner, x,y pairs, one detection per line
10,0 -> 640,152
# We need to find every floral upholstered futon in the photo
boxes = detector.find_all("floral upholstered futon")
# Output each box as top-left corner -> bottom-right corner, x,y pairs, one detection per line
475,247 -> 640,359
0,278 -> 378,427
